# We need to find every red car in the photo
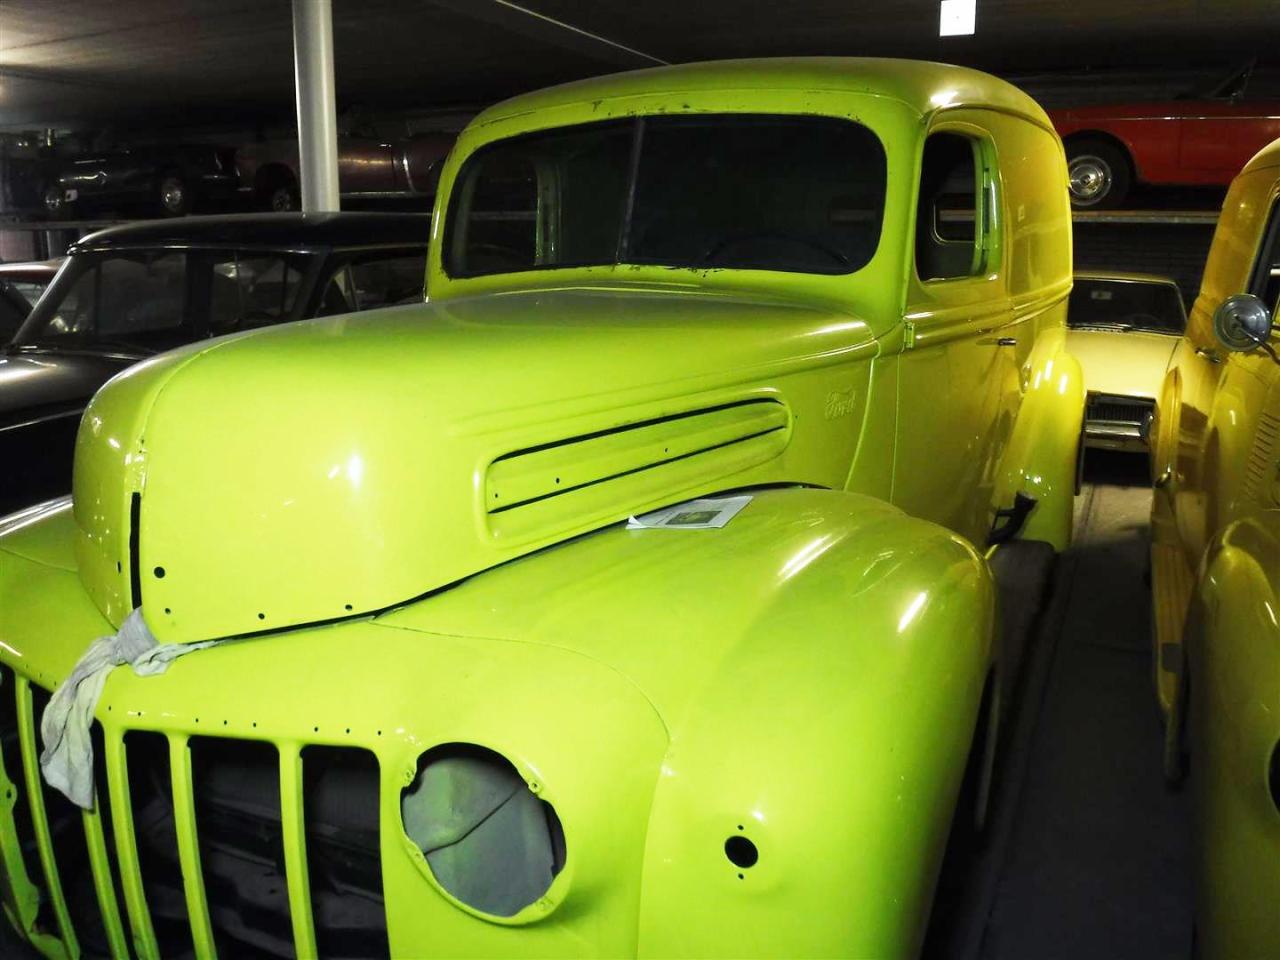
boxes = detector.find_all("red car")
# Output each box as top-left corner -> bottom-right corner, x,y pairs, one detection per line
1050,62 -> 1280,208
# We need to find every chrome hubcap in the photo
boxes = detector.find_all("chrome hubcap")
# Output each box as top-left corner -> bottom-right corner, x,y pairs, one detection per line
161,179 -> 185,211
271,189 -> 293,211
1068,155 -> 1112,205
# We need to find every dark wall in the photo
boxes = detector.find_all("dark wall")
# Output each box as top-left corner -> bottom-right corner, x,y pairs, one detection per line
1073,221 -> 1216,307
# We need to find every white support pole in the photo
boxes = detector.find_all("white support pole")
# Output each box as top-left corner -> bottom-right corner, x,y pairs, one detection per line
291,0 -> 340,212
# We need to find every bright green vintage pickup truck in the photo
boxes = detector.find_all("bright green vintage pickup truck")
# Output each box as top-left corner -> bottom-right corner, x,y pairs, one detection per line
0,59 -> 1081,959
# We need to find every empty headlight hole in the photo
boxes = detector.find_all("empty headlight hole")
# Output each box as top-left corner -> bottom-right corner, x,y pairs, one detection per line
401,744 -> 565,918
725,834 -> 758,869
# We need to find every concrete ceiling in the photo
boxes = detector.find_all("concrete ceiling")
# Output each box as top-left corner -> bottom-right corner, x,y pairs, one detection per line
0,0 -> 1277,131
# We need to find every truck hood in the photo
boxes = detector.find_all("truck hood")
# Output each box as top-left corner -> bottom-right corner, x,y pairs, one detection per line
73,283 -> 878,643
1066,327 -> 1177,400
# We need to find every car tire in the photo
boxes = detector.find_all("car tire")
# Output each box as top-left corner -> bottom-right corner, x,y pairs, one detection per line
156,169 -> 191,217
266,179 -> 300,213
1066,139 -> 1131,210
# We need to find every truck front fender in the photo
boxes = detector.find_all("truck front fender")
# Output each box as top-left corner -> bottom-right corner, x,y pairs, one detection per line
996,326 -> 1085,550
1185,513 -> 1280,960
620,490 -> 996,958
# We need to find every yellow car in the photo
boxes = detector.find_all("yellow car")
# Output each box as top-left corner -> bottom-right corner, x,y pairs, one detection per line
1151,136 -> 1280,957
0,59 -> 1082,959
1067,272 -> 1185,454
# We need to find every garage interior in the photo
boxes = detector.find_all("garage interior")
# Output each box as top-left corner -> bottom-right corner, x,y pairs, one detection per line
2,2 -> 1279,958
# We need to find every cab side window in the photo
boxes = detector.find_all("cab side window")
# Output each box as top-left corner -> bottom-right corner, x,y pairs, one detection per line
916,133 -> 992,281
1248,199 -> 1280,313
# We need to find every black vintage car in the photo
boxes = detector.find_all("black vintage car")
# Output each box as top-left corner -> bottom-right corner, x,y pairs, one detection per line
0,213 -> 429,513
43,143 -> 240,218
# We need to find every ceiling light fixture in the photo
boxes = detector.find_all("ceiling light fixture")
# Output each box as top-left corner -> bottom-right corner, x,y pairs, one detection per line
939,0 -> 976,36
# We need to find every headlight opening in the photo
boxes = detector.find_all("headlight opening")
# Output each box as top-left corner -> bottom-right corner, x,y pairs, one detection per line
400,744 -> 566,919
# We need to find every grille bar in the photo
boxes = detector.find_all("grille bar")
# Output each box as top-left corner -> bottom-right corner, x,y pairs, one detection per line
169,734 -> 217,959
1086,394 -> 1153,424
3,668 -> 383,958
80,802 -> 131,959
14,676 -> 79,956
104,728 -> 160,960
279,744 -> 317,958
0,674 -> 44,942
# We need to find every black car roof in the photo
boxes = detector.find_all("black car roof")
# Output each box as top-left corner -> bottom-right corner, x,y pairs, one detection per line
72,212 -> 432,252
0,259 -> 63,279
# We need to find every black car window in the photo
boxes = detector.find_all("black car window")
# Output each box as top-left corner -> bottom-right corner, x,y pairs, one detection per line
317,251 -> 426,317
317,265 -> 357,318
0,290 -> 25,342
208,254 -> 307,334
14,248 -> 320,352
1248,199 -> 1280,314
0,279 -> 50,309
30,252 -> 186,341
349,253 -> 425,308
1068,278 -> 1186,334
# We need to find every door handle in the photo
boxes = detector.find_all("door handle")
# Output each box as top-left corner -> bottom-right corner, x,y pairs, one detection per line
1195,346 -> 1223,364
1154,466 -> 1176,489
979,336 -> 1018,347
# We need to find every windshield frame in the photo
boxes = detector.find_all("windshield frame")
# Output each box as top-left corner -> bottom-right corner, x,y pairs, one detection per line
10,243 -> 325,355
442,113 -> 889,281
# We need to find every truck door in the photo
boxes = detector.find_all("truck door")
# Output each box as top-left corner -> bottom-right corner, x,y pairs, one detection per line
1170,184 -> 1280,565
895,124 -> 1016,548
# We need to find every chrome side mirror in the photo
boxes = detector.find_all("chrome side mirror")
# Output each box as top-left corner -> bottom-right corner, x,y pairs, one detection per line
1213,293 -> 1274,352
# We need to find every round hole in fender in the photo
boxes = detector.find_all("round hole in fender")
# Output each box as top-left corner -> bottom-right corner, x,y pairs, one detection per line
400,744 -> 566,919
724,834 -> 758,869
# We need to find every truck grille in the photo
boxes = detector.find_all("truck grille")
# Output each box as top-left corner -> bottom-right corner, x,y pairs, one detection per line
1086,393 -> 1153,425
0,664 -> 389,959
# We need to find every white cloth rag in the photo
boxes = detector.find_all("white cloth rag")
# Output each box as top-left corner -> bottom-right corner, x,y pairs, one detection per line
39,608 -> 224,809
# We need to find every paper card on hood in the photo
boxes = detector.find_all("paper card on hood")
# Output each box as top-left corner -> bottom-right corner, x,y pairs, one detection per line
626,495 -> 752,530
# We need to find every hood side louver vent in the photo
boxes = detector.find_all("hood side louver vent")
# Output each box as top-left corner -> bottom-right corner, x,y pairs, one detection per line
485,398 -> 790,539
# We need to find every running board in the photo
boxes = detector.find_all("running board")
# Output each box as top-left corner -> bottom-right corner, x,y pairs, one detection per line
988,539 -> 1057,700
1149,538 -> 1194,719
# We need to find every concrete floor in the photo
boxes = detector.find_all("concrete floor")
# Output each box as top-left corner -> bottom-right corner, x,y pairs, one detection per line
929,451 -> 1194,959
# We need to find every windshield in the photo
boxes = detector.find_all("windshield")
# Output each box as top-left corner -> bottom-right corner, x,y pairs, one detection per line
1067,277 -> 1186,334
13,248 -> 316,353
446,114 -> 887,278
